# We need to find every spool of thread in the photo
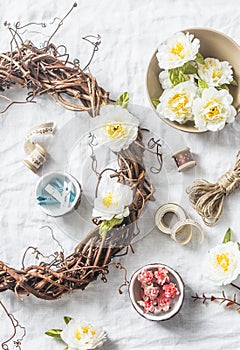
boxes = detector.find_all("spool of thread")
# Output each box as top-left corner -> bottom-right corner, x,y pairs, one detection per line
23,143 -> 47,173
172,147 -> 196,172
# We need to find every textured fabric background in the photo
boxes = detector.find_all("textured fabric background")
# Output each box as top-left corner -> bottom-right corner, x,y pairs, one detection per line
0,0 -> 240,349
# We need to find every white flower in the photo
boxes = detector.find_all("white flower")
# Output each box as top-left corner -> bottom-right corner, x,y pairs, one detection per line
208,242 -> 240,285
197,57 -> 233,87
60,319 -> 107,350
92,181 -> 132,221
193,87 -> 236,131
157,32 -> 200,69
91,104 -> 139,152
159,70 -> 173,90
157,81 -> 198,124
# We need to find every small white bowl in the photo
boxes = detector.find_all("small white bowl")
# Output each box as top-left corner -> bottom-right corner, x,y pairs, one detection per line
129,263 -> 184,321
35,171 -> 82,217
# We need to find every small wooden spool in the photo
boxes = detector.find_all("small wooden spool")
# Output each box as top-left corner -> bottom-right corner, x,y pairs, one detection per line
172,147 -> 196,172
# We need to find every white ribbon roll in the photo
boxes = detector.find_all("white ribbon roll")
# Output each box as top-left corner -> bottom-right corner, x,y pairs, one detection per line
23,122 -> 56,173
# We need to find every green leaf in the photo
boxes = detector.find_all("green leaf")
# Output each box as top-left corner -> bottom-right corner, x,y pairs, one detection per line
198,78 -> 208,92
231,79 -> 238,86
45,329 -> 62,339
116,92 -> 129,109
182,62 -> 198,75
169,67 -> 186,86
237,242 -> 240,250
217,84 -> 229,91
64,347 -> 68,350
222,228 -> 232,243
195,52 -> 205,65
151,98 -> 160,107
64,316 -> 72,325
99,217 -> 124,238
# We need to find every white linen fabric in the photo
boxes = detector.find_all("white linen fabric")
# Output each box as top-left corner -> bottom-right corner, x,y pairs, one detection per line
0,0 -> 240,349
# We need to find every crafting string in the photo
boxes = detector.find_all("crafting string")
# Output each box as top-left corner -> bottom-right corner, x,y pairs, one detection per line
188,151 -> 240,226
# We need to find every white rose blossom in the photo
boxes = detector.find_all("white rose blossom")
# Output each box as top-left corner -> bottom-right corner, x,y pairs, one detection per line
92,181 -> 133,221
208,242 -> 240,285
193,87 -> 236,131
91,104 -> 139,152
157,81 -> 198,124
198,57 -> 233,87
60,319 -> 107,350
157,32 -> 200,69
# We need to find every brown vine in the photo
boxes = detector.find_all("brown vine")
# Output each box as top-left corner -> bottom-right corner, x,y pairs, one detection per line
0,301 -> 26,349
0,130 -> 156,300
0,4 -> 158,300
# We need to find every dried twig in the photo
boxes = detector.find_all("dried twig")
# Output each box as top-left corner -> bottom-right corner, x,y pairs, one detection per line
0,3 -> 109,116
192,291 -> 240,311
0,301 -> 26,350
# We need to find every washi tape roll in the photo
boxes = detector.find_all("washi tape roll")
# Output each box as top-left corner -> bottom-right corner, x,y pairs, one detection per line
155,203 -> 187,235
155,203 -> 204,245
171,219 -> 204,245
172,147 -> 196,172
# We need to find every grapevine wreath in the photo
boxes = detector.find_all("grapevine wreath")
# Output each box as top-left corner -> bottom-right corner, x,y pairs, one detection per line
0,3 -> 161,300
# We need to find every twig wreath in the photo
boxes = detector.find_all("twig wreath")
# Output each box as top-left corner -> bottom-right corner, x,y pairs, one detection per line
0,3 -> 161,300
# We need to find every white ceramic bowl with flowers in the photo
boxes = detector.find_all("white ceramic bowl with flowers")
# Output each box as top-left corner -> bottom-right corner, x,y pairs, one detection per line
146,28 -> 240,133
129,263 -> 184,321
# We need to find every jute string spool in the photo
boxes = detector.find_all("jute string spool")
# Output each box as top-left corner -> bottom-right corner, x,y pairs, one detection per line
188,151 -> 240,226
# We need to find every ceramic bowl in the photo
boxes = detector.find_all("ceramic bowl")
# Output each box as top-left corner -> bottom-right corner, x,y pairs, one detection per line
129,263 -> 184,321
146,28 -> 240,133
35,171 -> 82,217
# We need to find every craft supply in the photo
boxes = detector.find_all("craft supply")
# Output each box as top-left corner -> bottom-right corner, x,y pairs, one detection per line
171,218 -> 204,245
188,150 -> 240,226
23,141 -> 47,173
155,203 -> 204,245
155,203 -> 187,235
36,172 -> 82,217
172,147 -> 196,172
23,122 -> 56,173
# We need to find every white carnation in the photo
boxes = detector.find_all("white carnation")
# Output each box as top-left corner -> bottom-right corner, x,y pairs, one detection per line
193,87 -> 236,131
208,242 -> 240,285
157,32 -> 200,69
91,104 -> 139,152
157,81 -> 198,124
92,181 -> 132,221
61,319 -> 107,350
198,57 -> 233,87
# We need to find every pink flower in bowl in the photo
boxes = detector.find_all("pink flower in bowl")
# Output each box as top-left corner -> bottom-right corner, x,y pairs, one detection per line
144,285 -> 160,300
154,267 -> 170,285
129,263 -> 185,321
163,282 -> 180,299
137,269 -> 154,285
